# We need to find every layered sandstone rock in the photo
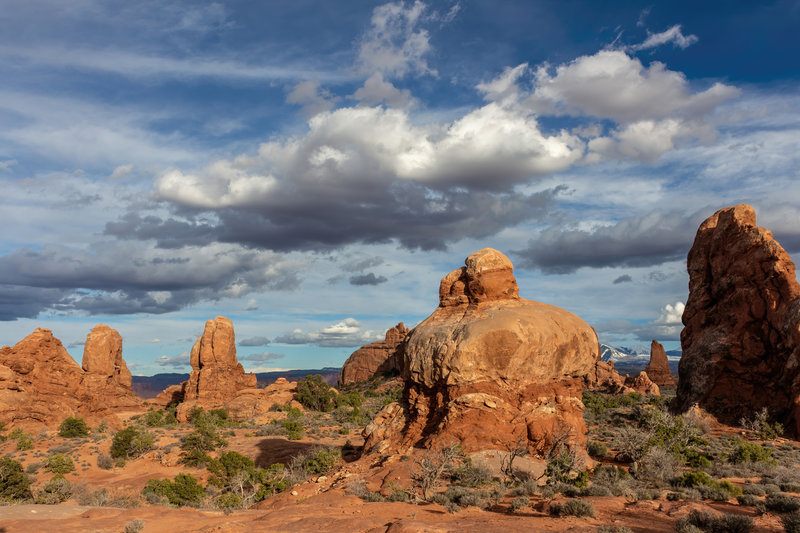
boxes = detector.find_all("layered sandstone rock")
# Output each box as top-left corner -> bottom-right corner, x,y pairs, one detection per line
172,316 -> 260,421
675,205 -> 800,433
339,323 -> 409,385
644,340 -> 675,387
585,361 -> 660,396
82,324 -> 133,389
0,327 -> 140,427
365,248 -> 600,456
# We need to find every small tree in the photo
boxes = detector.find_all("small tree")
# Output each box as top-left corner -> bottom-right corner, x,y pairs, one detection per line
110,426 -> 155,459
58,417 -> 90,438
295,374 -> 335,412
410,443 -> 463,501
142,473 -> 205,507
44,453 -> 75,474
0,457 -> 31,501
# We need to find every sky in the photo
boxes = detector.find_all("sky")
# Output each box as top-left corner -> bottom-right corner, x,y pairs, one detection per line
1,0 -> 799,376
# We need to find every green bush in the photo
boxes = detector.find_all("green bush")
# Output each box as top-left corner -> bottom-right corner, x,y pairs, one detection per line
766,492 -> 800,513
111,426 -> 155,459
16,433 -> 33,451
258,463 -> 290,497
334,390 -> 363,408
35,474 -> 72,504
510,495 -> 528,512
729,441 -> 776,464
58,417 -> 90,438
142,473 -> 205,507
207,451 -> 257,491
675,510 -> 753,533
295,374 -> 335,412
282,421 -> 304,440
303,448 -> 340,475
44,453 -> 76,474
587,441 -> 607,458
781,512 -> 800,533
0,457 -> 31,501
549,498 -> 595,517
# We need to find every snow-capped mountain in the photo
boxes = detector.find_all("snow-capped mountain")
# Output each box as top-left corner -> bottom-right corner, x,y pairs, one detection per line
599,344 -> 649,362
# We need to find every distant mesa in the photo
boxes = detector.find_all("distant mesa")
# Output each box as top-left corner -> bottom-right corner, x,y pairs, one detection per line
339,322 -> 409,386
365,248 -> 601,457
0,325 -> 140,428
675,205 -> 800,434
644,340 -> 675,387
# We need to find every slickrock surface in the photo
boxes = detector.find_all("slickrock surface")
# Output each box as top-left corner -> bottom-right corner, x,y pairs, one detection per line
645,340 -> 675,387
675,205 -> 800,433
339,323 -> 409,385
365,248 -> 600,456
0,327 -> 140,427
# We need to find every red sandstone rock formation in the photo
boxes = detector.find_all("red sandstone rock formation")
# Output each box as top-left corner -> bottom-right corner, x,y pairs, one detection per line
170,316 -> 261,421
585,361 -> 660,396
675,205 -> 800,433
0,327 -> 140,427
644,340 -> 675,387
364,248 -> 600,457
339,323 -> 409,385
81,324 -> 133,390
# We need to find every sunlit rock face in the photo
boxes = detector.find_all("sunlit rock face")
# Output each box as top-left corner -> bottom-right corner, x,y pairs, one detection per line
365,248 -> 600,456
676,205 -> 800,435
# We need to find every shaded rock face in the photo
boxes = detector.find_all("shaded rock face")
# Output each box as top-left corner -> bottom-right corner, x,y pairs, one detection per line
675,205 -> 800,433
365,248 -> 600,456
174,316 -> 258,421
339,323 -> 409,385
82,324 -> 133,390
0,328 -> 140,427
645,340 -> 675,387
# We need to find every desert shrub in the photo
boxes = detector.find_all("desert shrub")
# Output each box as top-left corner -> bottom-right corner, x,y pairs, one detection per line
737,494 -> 763,508
58,417 -> 90,438
782,512 -> 800,533
334,390 -> 363,408
783,483 -> 800,493
347,477 -> 383,502
729,441 -> 775,464
180,417 -> 227,459
743,484 -> 767,496
333,406 -> 368,426
767,492 -> 800,513
295,374 -> 335,412
582,391 -> 644,417
673,471 -> 741,500
740,407 -> 784,440
123,519 -> 145,533
633,446 -> 679,484
142,473 -> 205,507
510,495 -> 528,511
674,471 -> 716,489
453,458 -> 491,487
282,421 -> 304,440
44,453 -> 76,474
110,426 -> 155,459
591,465 -> 631,496
597,527 -> 633,533
303,448 -> 340,475
549,498 -> 595,517
614,425 -> 651,462
684,448 -> 714,469
258,463 -> 290,497
207,450 -> 272,506
386,488 -> 412,502
434,485 -> 489,510
72,484 -> 141,507
587,441 -> 608,458
35,474 -> 72,504
97,453 -> 114,470
763,467 -> 800,487
411,443 -> 463,500
0,457 -> 31,501
16,433 -> 33,451
675,510 -> 753,533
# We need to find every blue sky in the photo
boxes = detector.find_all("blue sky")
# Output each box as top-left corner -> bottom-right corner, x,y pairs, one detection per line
1,0 -> 799,375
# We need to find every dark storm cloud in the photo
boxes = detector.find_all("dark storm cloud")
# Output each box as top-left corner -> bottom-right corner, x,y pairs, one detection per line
349,272 -> 388,286
238,336 -> 271,346
514,209 -> 707,274
106,185 -> 566,252
0,242 -> 301,319
612,274 -> 632,284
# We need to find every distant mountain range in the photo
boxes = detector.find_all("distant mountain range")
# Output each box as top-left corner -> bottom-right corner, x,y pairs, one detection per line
132,367 -> 341,399
599,344 -> 681,376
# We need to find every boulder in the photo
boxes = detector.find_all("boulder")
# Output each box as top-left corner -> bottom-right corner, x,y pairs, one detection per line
675,205 -> 800,433
644,340 -> 675,387
624,372 -> 659,396
339,323 -> 409,385
585,361 -> 660,396
365,248 -> 600,456
173,316 -> 260,421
